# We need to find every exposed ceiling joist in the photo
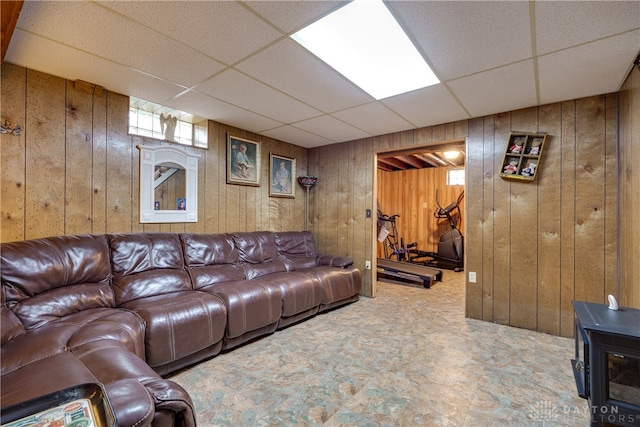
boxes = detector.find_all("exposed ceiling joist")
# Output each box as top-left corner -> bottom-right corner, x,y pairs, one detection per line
377,141 -> 466,171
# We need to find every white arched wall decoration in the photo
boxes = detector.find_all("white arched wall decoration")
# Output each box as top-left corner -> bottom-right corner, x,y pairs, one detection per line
137,144 -> 199,223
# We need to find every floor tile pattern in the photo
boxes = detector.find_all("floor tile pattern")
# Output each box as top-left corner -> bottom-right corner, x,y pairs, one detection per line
170,272 -> 590,426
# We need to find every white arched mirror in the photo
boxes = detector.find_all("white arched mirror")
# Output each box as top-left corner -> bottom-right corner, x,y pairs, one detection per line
137,144 -> 199,223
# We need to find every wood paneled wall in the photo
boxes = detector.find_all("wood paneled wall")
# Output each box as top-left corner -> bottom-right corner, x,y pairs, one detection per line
0,64 -> 308,241
377,167 -> 465,257
619,64 -> 640,309
310,94 -> 627,338
3,62 -> 638,338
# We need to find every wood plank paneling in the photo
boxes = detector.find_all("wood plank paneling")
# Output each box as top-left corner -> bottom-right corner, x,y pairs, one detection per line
25,70 -> 65,239
91,86 -> 107,234
105,91 -> 132,233
0,63 -> 25,242
603,93 -> 618,301
3,62 -> 638,336
465,117 -> 485,320
508,107 -> 539,330
618,65 -> 640,309
1,64 -> 308,244
574,96 -> 607,304
65,84 -> 93,235
559,100 -> 578,337
492,112 -> 513,325
481,115 -> 496,322
480,116 -> 502,320
536,103 -> 562,335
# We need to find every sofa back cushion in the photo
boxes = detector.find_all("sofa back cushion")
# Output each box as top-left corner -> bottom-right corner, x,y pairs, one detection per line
108,233 -> 191,305
1,307 -> 25,345
180,233 -> 246,289
232,232 -> 286,279
1,235 -> 114,330
274,231 -> 318,270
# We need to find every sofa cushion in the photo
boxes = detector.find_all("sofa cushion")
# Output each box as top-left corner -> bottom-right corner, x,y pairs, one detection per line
66,309 -> 146,358
109,233 -> 192,305
258,272 -> 323,318
301,266 -> 362,311
1,308 -> 145,377
181,233 -> 246,287
274,231 -> 318,270
200,280 -> 281,343
9,284 -> 116,331
232,232 -> 286,279
1,235 -> 114,329
119,291 -> 227,370
1,307 -> 25,345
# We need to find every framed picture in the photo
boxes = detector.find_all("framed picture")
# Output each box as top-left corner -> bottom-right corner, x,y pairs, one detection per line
227,134 -> 260,186
269,154 -> 295,198
177,198 -> 186,210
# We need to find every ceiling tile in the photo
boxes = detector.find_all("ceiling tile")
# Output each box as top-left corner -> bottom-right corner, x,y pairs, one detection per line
5,0 -> 638,148
381,84 -> 470,128
293,115 -> 370,143
6,30 -> 188,102
448,60 -> 537,118
538,32 -> 640,105
15,1 -> 224,87
261,125 -> 335,149
98,1 -> 283,66
332,102 -> 415,137
535,1 -> 640,55
195,69 -> 322,124
389,1 -> 532,81
164,90 -> 282,133
235,38 -> 372,113
243,1 -> 348,34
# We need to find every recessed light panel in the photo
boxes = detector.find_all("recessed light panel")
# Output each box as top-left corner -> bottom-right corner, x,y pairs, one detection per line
291,0 -> 440,100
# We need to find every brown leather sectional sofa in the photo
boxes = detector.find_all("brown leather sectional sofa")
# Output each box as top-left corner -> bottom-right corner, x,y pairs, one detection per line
0,230 -> 362,426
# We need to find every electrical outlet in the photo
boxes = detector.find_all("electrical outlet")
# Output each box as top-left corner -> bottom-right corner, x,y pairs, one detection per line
365,260 -> 371,270
469,272 -> 477,283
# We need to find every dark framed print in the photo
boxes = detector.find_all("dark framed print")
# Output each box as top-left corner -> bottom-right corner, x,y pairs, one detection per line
269,154 -> 295,198
227,134 -> 260,186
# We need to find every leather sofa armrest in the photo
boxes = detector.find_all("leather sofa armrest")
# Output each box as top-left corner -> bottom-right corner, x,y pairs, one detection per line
317,254 -> 354,268
142,379 -> 196,427
104,379 -> 155,427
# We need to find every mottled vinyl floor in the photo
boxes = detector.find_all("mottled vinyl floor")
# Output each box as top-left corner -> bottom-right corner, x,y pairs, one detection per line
170,271 -> 590,426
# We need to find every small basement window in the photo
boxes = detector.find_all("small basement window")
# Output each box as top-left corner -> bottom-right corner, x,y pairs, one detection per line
129,97 -> 208,148
447,168 -> 465,185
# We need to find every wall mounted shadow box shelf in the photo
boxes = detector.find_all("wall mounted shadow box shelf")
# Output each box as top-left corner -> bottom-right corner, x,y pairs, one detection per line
500,132 -> 547,182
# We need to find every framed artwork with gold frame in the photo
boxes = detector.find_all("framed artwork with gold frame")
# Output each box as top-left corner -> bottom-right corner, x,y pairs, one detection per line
227,134 -> 260,186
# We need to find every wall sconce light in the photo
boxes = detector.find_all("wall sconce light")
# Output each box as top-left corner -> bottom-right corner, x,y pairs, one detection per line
1,120 -> 22,136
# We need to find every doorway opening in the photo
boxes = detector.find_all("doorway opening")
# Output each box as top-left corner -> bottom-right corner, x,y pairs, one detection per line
372,139 -> 466,295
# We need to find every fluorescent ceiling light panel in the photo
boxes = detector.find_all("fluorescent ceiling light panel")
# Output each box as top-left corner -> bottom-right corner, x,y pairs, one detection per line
291,0 -> 439,100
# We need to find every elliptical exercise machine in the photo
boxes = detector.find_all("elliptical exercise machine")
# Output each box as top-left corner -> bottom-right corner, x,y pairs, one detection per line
410,190 -> 464,272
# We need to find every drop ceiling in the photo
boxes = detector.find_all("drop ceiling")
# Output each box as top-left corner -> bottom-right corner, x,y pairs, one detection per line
4,1 -> 639,149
